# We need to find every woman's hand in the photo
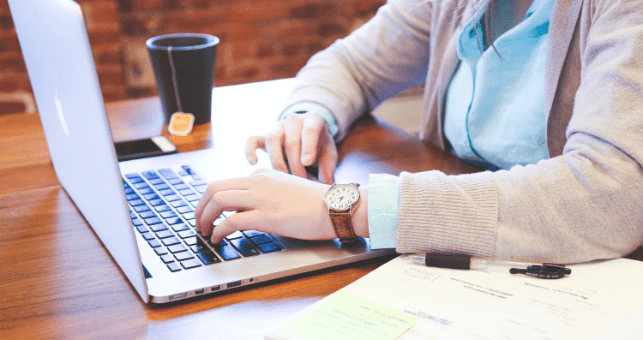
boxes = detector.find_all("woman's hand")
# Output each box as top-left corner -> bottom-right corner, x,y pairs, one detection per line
245,111 -> 337,184
195,169 -> 336,244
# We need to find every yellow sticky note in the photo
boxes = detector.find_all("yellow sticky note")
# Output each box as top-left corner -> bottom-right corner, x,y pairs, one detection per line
281,292 -> 417,340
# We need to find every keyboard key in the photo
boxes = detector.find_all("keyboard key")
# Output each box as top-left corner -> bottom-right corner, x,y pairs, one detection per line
189,239 -> 208,252
160,211 -> 178,219
258,242 -> 280,253
134,204 -> 151,213
214,245 -> 241,260
194,184 -> 208,194
178,171 -> 189,177
168,244 -> 187,253
149,178 -> 165,185
190,179 -> 207,187
124,187 -> 134,195
155,205 -> 172,213
149,223 -> 168,232
167,262 -> 181,272
139,187 -> 154,195
174,183 -> 189,190
149,199 -> 166,207
128,176 -> 145,184
144,193 -> 160,201
132,218 -> 143,227
141,232 -> 154,241
177,206 -> 194,214
162,237 -> 181,246
136,225 -> 149,233
158,168 -> 178,179
179,188 -> 195,196
181,165 -> 195,174
128,199 -> 145,207
142,171 -> 159,179
160,254 -> 174,264
225,231 -> 244,240
180,258 -> 202,269
144,216 -> 162,226
159,189 -> 176,196
165,194 -> 181,202
242,230 -> 265,238
139,211 -> 157,219
187,219 -> 196,227
197,251 -> 221,265
249,235 -> 273,245
125,173 -> 139,179
174,251 -> 195,261
168,178 -> 183,185
141,232 -> 155,241
154,183 -> 170,191
155,230 -> 174,239
183,194 -> 199,203
134,183 -> 150,190
126,193 -> 140,201
148,239 -> 161,248
172,223 -> 190,232
166,217 -> 183,225
178,230 -> 196,239
171,200 -> 188,208
229,238 -> 260,257
184,237 -> 199,246
155,247 -> 168,256
182,212 -> 195,220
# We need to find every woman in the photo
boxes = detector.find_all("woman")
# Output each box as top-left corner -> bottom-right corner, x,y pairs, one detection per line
195,0 -> 643,263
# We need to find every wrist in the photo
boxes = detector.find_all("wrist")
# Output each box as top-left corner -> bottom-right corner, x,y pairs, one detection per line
352,186 -> 369,238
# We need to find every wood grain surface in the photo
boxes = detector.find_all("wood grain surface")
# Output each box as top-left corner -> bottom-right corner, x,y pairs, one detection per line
1,80 -> 639,339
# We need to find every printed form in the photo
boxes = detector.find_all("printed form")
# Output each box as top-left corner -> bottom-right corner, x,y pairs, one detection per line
266,256 -> 643,340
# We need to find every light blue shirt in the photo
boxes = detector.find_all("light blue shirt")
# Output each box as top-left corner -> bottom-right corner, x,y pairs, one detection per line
444,0 -> 553,170
368,0 -> 555,249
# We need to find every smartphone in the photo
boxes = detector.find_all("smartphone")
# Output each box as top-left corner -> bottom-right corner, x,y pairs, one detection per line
114,136 -> 178,162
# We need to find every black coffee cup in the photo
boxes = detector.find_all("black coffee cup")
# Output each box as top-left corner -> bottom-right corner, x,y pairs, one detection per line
146,33 -> 219,125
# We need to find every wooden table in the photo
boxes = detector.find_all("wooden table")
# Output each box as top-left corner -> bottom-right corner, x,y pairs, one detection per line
1,79 -> 640,339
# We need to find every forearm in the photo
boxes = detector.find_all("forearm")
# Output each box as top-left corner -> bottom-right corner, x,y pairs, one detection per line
395,137 -> 643,263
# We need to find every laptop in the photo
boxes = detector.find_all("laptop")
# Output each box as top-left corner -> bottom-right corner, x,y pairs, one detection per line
9,0 -> 394,304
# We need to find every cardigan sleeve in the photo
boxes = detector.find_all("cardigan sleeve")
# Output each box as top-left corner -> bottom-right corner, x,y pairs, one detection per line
283,0 -> 433,141
395,0 -> 643,263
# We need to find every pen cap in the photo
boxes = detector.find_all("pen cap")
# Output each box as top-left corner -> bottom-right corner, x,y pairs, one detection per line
425,253 -> 472,269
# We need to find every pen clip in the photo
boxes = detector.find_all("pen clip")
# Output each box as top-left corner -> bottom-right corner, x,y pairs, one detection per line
510,263 -> 571,279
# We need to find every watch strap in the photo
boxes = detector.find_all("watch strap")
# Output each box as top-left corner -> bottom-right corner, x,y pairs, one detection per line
329,210 -> 358,243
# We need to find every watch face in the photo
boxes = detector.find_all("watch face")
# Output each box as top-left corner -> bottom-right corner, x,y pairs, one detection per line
325,184 -> 360,210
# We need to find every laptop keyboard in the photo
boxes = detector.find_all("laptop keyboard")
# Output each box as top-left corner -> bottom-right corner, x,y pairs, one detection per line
122,165 -> 284,273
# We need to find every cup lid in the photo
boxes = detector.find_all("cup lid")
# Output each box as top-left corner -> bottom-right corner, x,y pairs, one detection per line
146,33 -> 219,51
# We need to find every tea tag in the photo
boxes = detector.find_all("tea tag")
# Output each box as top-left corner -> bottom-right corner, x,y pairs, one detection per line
168,112 -> 195,135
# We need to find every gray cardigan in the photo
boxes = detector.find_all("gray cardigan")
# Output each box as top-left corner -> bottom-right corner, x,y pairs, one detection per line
284,0 -> 643,263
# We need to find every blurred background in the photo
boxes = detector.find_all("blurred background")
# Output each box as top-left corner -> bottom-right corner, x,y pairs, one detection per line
0,0 -> 423,134
0,0 -> 389,111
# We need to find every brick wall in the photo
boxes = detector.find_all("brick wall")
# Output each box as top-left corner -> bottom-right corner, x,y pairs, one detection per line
0,0 -> 386,114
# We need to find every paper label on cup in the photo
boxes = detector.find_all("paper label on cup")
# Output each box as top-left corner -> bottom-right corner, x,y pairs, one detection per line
168,112 -> 195,136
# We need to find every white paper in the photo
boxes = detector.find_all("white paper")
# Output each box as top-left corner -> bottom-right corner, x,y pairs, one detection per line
339,256 -> 643,340
268,256 -> 643,340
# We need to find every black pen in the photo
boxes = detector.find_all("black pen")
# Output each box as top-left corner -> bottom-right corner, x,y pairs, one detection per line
409,253 -> 571,279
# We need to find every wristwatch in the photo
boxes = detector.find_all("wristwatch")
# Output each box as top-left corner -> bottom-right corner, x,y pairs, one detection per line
323,183 -> 361,244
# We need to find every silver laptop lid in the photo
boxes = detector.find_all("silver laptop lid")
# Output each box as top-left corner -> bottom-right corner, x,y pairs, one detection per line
9,0 -> 148,302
